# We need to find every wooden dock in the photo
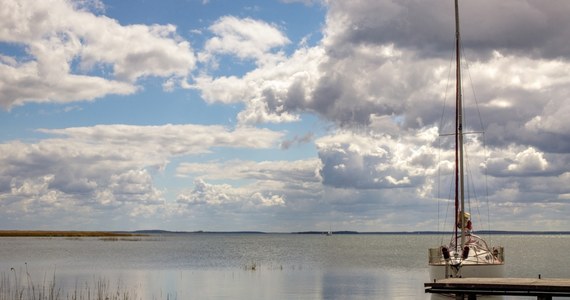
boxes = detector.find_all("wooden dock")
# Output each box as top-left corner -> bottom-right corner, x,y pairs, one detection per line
425,277 -> 570,299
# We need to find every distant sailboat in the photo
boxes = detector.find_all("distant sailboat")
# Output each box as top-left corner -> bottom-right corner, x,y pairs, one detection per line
326,226 -> 332,236
428,0 -> 505,280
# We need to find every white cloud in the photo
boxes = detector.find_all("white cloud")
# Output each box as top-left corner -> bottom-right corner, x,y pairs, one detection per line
39,124 -> 283,156
191,0 -> 570,148
199,16 -> 290,66
176,159 -> 321,211
524,96 -> 570,138
316,129 -> 439,190
177,179 -> 233,206
486,146 -> 549,177
251,192 -> 285,207
186,1 -> 570,231
0,124 -> 284,225
0,0 -> 195,108
192,75 -> 250,104
507,147 -> 548,173
0,60 -> 137,108
193,46 -> 327,123
176,159 -> 321,181
3,0 -> 570,231
177,178 -> 285,208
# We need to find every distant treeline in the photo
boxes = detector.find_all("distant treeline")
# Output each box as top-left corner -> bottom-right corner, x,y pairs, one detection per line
133,230 -> 267,235
2,230 -> 569,237
294,231 -> 570,235
133,230 -> 570,235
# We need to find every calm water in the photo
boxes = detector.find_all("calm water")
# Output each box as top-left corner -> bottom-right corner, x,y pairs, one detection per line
1,234 -> 569,299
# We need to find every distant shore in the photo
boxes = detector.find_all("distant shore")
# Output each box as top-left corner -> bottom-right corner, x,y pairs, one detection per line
1,230 -> 569,237
0,230 -> 142,237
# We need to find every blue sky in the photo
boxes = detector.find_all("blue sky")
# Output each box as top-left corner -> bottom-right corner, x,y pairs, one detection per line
1,0 -> 570,232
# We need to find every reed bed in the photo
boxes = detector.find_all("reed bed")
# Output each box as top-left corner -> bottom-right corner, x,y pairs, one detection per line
0,268 -> 174,300
0,231 -> 140,238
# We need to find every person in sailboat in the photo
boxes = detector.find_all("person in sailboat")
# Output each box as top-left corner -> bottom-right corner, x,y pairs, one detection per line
456,211 -> 472,234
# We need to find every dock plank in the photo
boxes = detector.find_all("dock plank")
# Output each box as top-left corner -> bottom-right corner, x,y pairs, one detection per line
425,278 -> 570,298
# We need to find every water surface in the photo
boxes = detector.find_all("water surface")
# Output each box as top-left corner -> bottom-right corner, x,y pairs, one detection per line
1,234 -> 568,299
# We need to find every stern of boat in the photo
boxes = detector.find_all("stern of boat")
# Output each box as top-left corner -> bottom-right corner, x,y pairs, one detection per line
428,241 -> 505,281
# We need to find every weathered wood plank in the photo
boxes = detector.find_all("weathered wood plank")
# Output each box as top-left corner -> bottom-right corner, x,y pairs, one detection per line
425,278 -> 570,298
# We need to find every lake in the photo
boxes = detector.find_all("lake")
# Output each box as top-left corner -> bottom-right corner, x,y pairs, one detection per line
1,234 -> 569,299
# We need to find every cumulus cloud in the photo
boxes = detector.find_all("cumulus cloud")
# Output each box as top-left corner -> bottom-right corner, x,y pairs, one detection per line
188,0 -> 570,218
0,60 -> 137,108
177,178 -> 285,208
198,16 -> 290,66
176,159 -> 322,210
190,0 -> 570,148
194,45 -> 326,123
172,158 -> 437,231
486,147 -> 550,177
323,0 -> 570,60
0,124 -> 284,226
188,3 -> 471,127
192,17 -> 325,124
316,128 -> 439,190
3,0 -> 570,231
0,0 -> 195,108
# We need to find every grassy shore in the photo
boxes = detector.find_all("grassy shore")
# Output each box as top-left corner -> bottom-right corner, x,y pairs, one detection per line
0,231 -> 141,237
1,271 -> 151,300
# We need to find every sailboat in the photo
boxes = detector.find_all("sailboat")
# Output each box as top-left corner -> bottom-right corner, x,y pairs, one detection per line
428,0 -> 505,280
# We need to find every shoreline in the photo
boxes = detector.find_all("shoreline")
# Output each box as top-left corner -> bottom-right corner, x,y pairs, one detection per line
1,230 -> 570,237
0,230 -> 142,237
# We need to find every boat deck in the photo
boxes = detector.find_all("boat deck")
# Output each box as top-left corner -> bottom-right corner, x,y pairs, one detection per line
425,277 -> 570,299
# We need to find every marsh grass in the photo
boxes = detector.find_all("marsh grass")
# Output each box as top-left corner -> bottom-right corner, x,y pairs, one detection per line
1,267 -> 61,300
0,267 -> 173,300
0,231 -> 141,238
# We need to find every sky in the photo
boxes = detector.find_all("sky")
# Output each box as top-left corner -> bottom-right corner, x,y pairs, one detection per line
1,0 -> 569,232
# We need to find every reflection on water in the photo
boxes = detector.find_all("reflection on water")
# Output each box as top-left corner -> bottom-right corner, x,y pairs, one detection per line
1,234 -> 569,299
321,269 -> 427,299
23,267 -> 426,299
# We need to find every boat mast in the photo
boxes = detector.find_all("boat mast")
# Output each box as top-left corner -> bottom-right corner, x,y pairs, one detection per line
454,0 -> 466,250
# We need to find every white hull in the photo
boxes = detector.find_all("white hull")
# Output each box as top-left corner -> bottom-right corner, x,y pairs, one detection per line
428,234 -> 505,280
429,263 -> 505,281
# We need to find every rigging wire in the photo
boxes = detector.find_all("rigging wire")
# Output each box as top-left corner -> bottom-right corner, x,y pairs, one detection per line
437,26 -> 495,244
437,137 -> 441,235
461,42 -> 494,239
437,39 -> 456,243
461,44 -> 486,133
464,142 -> 481,230
483,135 -> 491,234
445,169 -> 454,245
